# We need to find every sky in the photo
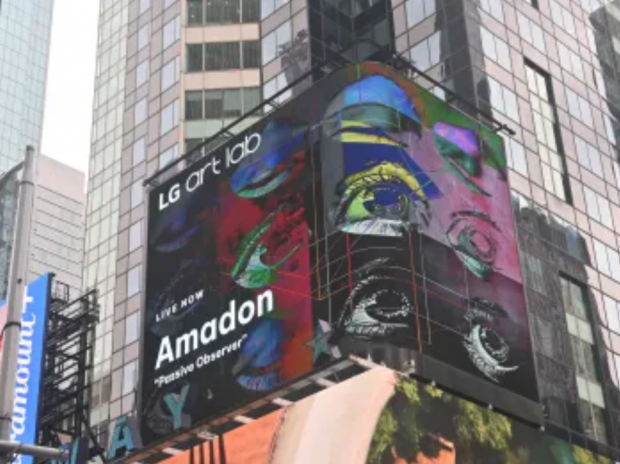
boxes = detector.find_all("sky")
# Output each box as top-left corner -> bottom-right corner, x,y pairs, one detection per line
41,0 -> 99,175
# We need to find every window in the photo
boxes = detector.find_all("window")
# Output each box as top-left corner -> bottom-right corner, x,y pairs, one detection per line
479,0 -> 504,23
405,0 -> 435,27
517,13 -> 545,54
163,16 -> 181,50
205,90 -> 223,118
188,41 -> 257,71
122,360 -> 138,395
566,88 -> 593,127
524,0 -> 538,8
136,60 -> 149,88
549,0 -> 576,35
487,77 -> 520,123
223,89 -> 242,117
523,253 -> 545,294
583,186 -> 613,229
604,295 -> 620,334
205,42 -> 240,70
504,136 -> 528,176
134,98 -> 147,125
189,0 -> 259,23
206,0 -> 241,24
188,0 -> 204,24
480,27 -> 511,72
186,91 -> 203,120
242,0 -> 260,22
187,44 -> 203,71
560,276 -> 608,444
604,113 -> 618,146
558,42 -> 584,81
125,313 -> 140,345
138,24 -> 150,50
161,57 -> 181,92
409,32 -> 441,72
127,266 -> 142,299
243,41 -> 261,68
575,136 -> 603,177
130,181 -> 143,209
525,62 -> 569,202
263,72 -> 292,111
243,87 -> 260,112
261,0 -> 288,19
262,21 -> 291,65
132,137 -> 146,166
532,315 -> 556,358
165,0 -> 177,8
594,239 -> 620,281
161,100 -> 180,135
129,221 -> 142,252
140,0 -> 150,13
160,144 -> 179,168
199,87 -> 260,118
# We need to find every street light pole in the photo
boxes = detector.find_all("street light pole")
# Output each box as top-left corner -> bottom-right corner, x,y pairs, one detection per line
0,146 -> 36,464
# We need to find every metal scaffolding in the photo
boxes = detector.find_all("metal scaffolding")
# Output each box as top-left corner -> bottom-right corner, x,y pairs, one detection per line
38,279 -> 103,461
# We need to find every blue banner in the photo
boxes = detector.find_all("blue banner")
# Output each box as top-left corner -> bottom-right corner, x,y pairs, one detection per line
7,274 -> 50,464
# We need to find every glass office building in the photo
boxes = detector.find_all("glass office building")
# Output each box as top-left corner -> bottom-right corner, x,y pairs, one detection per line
0,0 -> 54,299
85,0 -> 620,459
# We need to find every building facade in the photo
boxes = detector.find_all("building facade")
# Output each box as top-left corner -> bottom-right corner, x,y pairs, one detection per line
0,0 -> 55,299
29,155 -> 86,291
84,0 -> 620,459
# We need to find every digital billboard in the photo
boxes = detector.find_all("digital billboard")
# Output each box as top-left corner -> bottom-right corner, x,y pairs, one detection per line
142,62 -> 536,445
156,367 -> 612,464
1,274 -> 51,464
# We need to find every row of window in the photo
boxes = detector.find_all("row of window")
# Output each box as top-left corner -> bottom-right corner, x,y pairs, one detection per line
186,87 -> 261,120
187,0 -> 260,25
187,41 -> 260,72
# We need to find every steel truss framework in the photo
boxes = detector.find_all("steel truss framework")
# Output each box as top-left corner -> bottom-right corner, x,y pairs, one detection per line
38,277 -> 103,462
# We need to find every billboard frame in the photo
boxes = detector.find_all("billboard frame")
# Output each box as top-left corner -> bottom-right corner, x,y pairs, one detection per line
136,52 -> 538,461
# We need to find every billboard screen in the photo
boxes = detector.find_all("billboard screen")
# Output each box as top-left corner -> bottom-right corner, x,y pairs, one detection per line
156,367 -> 612,464
1,274 -> 51,464
142,62 -> 536,445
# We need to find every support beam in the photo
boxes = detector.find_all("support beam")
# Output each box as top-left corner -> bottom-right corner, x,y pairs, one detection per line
0,441 -> 68,461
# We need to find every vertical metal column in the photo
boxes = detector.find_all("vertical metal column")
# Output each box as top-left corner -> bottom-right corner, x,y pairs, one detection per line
0,146 -> 37,464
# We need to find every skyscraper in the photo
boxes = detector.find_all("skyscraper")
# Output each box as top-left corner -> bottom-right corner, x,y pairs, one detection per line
0,0 -> 55,299
29,155 -> 86,291
85,0 -> 620,458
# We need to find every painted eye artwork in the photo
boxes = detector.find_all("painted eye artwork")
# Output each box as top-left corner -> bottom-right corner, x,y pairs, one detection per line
446,210 -> 501,280
232,317 -> 285,391
433,122 -> 491,197
325,76 -> 442,237
230,121 -> 307,198
323,75 -> 423,138
463,297 -> 518,382
331,159 -> 438,237
231,203 -> 304,289
335,258 -> 416,344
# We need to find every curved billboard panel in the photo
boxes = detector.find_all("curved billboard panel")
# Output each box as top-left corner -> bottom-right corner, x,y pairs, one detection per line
142,62 -> 536,446
155,367 -> 611,464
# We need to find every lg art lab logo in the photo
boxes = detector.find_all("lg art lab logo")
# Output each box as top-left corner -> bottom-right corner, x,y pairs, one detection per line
158,132 -> 262,211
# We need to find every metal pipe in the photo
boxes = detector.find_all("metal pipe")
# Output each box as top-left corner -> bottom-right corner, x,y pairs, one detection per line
0,146 -> 37,464
0,441 -> 68,460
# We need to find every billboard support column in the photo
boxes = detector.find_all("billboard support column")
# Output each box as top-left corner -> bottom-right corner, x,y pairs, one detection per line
0,146 -> 37,464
